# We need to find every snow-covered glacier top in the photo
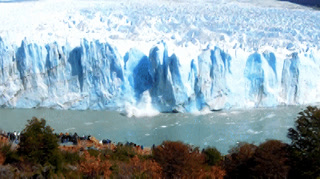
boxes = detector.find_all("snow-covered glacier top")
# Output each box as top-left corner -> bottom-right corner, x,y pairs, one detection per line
0,0 -> 319,115
1,0 -> 318,50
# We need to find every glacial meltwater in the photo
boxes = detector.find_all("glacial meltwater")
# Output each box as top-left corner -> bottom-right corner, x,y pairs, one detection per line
0,105 -> 312,154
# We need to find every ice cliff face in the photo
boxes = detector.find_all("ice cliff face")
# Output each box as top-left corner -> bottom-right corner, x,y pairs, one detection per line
1,37 -> 320,113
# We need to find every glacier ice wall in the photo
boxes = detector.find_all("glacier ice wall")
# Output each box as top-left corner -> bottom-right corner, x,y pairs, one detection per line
0,37 -> 320,113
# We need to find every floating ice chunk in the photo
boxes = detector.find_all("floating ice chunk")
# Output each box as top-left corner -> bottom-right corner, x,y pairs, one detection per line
122,91 -> 160,117
247,129 -> 262,134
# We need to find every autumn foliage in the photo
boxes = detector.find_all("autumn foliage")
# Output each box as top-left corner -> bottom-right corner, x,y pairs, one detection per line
223,140 -> 290,178
251,140 -> 290,178
0,150 -> 5,165
79,151 -> 112,178
152,141 -> 201,178
117,155 -> 162,178
199,166 -> 226,179
223,142 -> 257,178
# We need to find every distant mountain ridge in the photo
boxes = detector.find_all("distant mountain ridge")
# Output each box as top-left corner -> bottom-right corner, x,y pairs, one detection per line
281,0 -> 320,7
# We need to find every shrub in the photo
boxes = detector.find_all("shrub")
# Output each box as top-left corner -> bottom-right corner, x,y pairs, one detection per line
153,141 -> 205,178
199,166 -> 226,179
0,143 -> 20,164
0,143 -> 10,164
0,165 -> 15,178
30,163 -> 58,178
87,149 -> 100,158
223,142 -> 257,179
61,150 -> 81,165
18,117 -> 63,171
203,147 -> 222,166
0,152 -> 4,165
251,140 -> 290,178
117,155 -> 162,178
109,145 -> 136,162
287,106 -> 320,178
79,151 -> 112,178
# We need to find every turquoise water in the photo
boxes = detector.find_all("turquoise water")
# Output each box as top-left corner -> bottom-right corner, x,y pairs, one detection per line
0,106 -> 306,154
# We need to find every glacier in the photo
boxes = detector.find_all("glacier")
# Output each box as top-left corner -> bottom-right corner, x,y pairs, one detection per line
0,0 -> 320,114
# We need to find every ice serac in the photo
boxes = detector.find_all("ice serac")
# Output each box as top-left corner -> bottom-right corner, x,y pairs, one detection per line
0,37 -> 21,107
148,42 -> 188,112
73,39 -> 124,110
124,48 -> 152,100
0,37 -> 320,113
244,53 -> 265,106
195,47 -> 231,111
281,52 -> 299,104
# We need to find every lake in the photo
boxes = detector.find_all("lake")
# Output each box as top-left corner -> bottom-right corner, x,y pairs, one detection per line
0,106 -> 307,154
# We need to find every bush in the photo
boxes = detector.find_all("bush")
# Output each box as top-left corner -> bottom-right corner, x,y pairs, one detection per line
199,166 -> 226,179
203,147 -> 222,166
0,165 -> 15,178
18,117 -> 63,171
287,106 -> 320,178
0,143 -> 20,164
87,149 -> 100,158
251,140 -> 290,178
79,151 -> 112,178
109,145 -> 137,162
153,141 -> 205,178
223,142 -> 257,179
61,151 -> 81,165
117,155 -> 162,178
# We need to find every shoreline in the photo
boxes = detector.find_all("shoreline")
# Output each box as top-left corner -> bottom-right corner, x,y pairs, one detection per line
1,131 -> 153,156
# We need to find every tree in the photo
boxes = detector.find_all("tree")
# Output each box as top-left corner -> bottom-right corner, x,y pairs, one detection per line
152,141 -> 205,178
18,117 -> 62,171
223,142 -> 257,179
203,147 -> 222,166
251,140 -> 290,178
287,106 -> 320,178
